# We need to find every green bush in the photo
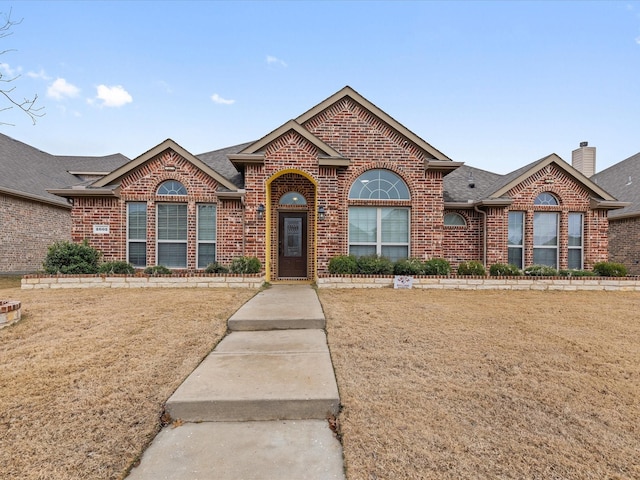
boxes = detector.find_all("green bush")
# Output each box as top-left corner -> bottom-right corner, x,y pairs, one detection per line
592,261 -> 628,277
204,262 -> 229,274
143,265 -> 172,275
230,256 -> 261,274
328,255 -> 358,274
423,258 -> 451,276
43,240 -> 101,274
456,260 -> 486,276
524,264 -> 558,276
393,258 -> 425,275
489,263 -> 522,276
98,261 -> 135,274
356,255 -> 394,275
558,269 -> 595,277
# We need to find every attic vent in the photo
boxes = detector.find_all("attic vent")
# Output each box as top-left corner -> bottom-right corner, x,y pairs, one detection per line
626,176 -> 632,186
580,141 -> 588,147
468,171 -> 475,188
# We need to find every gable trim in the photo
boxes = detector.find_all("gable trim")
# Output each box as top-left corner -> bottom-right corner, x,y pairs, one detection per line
295,86 -> 452,161
235,120 -> 349,161
92,139 -> 239,191
490,154 -> 616,201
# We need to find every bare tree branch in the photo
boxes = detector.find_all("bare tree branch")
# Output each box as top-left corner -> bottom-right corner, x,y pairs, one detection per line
0,8 -> 45,126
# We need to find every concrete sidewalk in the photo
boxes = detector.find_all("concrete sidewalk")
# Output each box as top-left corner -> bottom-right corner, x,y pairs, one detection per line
127,285 -> 345,480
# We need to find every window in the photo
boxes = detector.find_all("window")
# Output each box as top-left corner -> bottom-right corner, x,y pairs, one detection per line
197,204 -> 216,269
157,204 -> 187,268
508,211 -> 524,269
349,207 -> 409,261
534,192 -> 558,206
157,180 -> 187,196
348,170 -> 410,262
279,192 -> 307,205
349,169 -> 410,200
533,212 -> 558,268
444,212 -> 466,226
127,202 -> 147,267
568,213 -> 583,270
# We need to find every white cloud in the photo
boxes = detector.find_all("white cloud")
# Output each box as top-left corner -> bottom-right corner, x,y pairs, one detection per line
266,55 -> 287,67
0,63 -> 21,78
210,93 -> 235,105
94,84 -> 133,107
27,69 -> 51,80
47,78 -> 80,100
636,35 -> 640,45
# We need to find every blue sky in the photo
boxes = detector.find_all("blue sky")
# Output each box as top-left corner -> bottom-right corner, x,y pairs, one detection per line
0,0 -> 638,174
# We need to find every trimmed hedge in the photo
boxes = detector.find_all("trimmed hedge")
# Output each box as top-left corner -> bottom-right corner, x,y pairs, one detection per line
43,240 -> 101,274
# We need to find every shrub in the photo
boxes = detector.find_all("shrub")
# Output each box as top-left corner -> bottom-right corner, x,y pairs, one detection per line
423,258 -> 451,276
558,269 -> 595,277
489,263 -> 522,276
356,255 -> 394,275
143,265 -> 172,275
328,255 -> 358,274
43,240 -> 100,274
204,262 -> 229,274
98,261 -> 135,274
393,258 -> 425,275
456,260 -> 486,276
524,264 -> 558,276
230,256 -> 261,274
592,261 -> 628,277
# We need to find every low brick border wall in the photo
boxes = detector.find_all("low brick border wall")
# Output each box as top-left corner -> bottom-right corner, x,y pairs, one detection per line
317,275 -> 640,291
0,300 -> 21,327
21,274 -> 265,290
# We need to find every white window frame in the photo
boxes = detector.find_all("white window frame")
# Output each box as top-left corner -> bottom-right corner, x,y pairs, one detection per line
348,206 -> 410,261
156,203 -> 188,268
196,204 -> 217,269
508,211 -> 525,269
127,202 -> 147,267
568,213 -> 584,270
444,212 -> 467,227
533,212 -> 559,268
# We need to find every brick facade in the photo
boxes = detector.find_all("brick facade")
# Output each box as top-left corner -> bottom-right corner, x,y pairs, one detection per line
60,89 -> 616,279
0,194 -> 71,273
608,218 -> 640,275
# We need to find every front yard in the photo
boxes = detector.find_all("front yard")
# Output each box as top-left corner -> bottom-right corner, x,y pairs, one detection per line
1,279 -> 638,479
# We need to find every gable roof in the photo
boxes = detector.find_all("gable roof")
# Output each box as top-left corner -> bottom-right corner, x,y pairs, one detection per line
0,133 -> 129,208
591,152 -> 640,219
444,153 -> 624,209
91,139 -> 239,192
296,86 -> 453,162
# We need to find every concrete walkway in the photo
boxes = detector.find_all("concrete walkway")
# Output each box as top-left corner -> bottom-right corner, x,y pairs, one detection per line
127,285 -> 345,480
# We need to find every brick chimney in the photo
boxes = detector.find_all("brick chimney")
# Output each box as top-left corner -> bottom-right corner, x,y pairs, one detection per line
572,141 -> 596,177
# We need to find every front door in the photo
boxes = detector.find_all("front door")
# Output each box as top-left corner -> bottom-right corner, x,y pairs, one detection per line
278,212 -> 308,278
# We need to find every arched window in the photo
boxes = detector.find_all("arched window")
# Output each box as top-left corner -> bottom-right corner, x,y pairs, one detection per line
279,192 -> 307,205
349,169 -> 410,200
157,180 -> 187,196
348,170 -> 410,262
444,213 -> 466,226
534,192 -> 558,206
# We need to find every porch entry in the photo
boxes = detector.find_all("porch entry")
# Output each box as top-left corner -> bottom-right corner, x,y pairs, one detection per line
278,212 -> 308,278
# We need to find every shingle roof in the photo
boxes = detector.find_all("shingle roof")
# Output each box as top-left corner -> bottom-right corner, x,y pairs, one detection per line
0,133 -> 129,207
197,142 -> 250,189
591,152 -> 640,219
443,165 -> 502,203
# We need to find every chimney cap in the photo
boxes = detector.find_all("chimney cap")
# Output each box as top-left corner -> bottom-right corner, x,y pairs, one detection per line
580,141 -> 589,147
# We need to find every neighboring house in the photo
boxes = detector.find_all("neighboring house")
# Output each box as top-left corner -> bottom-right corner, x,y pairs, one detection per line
591,152 -> 640,275
0,134 -> 129,273
47,86 -> 626,280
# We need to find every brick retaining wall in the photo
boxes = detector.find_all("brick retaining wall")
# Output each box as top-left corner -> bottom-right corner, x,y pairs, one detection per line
21,274 -> 265,290
316,275 -> 640,291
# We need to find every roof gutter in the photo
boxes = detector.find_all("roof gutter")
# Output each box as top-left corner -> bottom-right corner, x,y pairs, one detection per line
0,187 -> 72,209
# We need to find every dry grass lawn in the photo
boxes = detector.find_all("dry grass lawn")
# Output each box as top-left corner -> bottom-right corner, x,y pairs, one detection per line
0,278 -> 256,479
2,277 -> 639,479
319,289 -> 640,480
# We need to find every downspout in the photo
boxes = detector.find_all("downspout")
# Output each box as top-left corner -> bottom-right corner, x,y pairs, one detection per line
474,204 -> 487,267
241,194 -> 246,257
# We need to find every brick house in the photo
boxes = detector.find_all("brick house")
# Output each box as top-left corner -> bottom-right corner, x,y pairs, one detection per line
0,134 -> 128,273
47,86 -> 625,280
591,151 -> 640,275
